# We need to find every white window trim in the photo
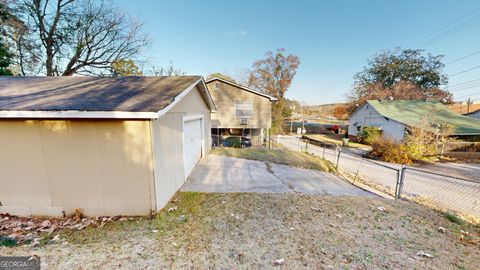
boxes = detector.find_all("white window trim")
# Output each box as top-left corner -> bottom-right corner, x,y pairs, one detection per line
235,101 -> 254,118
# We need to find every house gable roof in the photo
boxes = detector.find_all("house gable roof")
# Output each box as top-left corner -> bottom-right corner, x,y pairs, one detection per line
205,77 -> 277,101
354,100 -> 480,135
0,76 -> 216,119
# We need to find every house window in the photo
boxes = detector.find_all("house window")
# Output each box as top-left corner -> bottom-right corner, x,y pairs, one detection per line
214,82 -> 219,90
356,126 -> 362,132
235,101 -> 253,118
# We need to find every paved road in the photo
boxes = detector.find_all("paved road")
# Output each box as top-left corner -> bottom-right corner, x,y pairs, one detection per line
182,154 -> 372,196
416,162 -> 480,181
279,136 -> 480,217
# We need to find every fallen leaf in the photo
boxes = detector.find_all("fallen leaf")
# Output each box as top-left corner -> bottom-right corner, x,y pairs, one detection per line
41,220 -> 51,228
51,234 -> 60,242
273,258 -> 284,266
416,251 -> 434,258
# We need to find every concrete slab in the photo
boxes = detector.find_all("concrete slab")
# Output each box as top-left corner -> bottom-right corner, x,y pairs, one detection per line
182,154 -> 373,197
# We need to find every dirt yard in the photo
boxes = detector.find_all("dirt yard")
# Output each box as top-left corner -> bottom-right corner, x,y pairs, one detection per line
1,193 -> 479,269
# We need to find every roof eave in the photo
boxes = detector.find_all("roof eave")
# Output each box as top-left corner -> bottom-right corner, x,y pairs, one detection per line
156,77 -> 217,117
205,77 -> 277,102
0,110 -> 159,119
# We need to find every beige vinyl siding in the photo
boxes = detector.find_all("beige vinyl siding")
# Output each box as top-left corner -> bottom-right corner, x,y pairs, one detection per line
207,80 -> 272,129
151,86 -> 212,210
0,120 -> 155,216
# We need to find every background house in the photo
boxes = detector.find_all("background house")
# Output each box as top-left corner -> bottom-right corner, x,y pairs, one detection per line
205,77 -> 276,146
348,100 -> 480,141
0,76 -> 215,217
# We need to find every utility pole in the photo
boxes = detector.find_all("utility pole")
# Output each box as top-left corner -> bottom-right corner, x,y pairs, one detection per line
467,97 -> 471,113
302,106 -> 305,131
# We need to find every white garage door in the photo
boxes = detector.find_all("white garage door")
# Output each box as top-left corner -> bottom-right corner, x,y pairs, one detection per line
183,118 -> 203,178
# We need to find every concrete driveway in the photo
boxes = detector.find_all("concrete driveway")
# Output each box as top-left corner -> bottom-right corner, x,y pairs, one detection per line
181,154 -> 372,196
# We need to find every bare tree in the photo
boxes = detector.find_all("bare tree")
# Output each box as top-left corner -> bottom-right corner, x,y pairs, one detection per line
12,0 -> 149,76
149,61 -> 185,76
248,48 -> 300,133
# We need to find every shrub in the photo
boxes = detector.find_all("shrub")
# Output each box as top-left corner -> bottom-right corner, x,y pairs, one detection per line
370,135 -> 439,164
223,136 -> 241,148
359,126 -> 382,145
370,138 -> 413,164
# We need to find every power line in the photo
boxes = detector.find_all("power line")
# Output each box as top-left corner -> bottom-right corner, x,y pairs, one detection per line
457,91 -> 480,99
448,78 -> 480,88
449,65 -> 480,77
449,83 -> 480,92
409,8 -> 480,47
446,50 -> 480,65
418,14 -> 480,47
409,7 -> 480,48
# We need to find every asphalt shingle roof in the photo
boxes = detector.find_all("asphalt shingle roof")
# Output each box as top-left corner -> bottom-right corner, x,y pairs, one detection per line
0,76 -> 202,112
367,100 -> 480,135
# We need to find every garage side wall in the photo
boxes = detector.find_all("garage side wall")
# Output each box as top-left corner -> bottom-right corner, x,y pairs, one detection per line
151,86 -> 212,210
0,120 -> 155,216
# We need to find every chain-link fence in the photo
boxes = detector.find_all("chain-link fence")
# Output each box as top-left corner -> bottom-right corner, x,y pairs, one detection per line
399,167 -> 480,218
311,140 -> 480,218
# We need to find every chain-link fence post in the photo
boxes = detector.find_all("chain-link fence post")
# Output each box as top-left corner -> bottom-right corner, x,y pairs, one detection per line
336,148 -> 341,170
396,165 -> 406,199
394,167 -> 400,200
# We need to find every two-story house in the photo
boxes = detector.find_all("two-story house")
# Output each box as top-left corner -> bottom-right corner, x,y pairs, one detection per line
205,77 -> 277,146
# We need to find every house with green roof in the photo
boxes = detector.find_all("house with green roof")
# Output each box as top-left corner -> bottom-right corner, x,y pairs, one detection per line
348,100 -> 480,141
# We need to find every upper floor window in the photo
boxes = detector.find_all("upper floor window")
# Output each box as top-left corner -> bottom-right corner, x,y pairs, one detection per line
214,82 -> 219,90
235,101 -> 253,118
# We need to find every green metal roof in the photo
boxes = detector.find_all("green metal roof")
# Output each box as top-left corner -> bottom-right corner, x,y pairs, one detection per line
366,100 -> 480,135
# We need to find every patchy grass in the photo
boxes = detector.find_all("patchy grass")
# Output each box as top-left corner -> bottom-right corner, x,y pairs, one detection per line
211,147 -> 336,172
306,134 -> 370,149
2,192 -> 479,269
445,212 -> 465,225
0,236 -> 17,247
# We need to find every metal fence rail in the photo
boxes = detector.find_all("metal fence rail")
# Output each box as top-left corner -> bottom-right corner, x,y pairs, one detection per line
309,140 -> 480,218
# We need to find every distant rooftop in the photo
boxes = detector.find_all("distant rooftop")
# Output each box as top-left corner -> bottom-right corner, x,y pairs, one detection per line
365,100 -> 480,135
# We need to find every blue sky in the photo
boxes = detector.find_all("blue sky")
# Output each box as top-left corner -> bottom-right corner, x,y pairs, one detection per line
117,0 -> 480,105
